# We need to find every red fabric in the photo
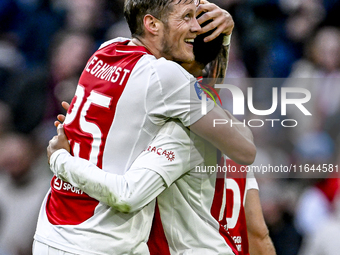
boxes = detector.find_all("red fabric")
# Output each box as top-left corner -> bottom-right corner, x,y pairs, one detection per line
148,201 -> 171,255
316,177 -> 340,203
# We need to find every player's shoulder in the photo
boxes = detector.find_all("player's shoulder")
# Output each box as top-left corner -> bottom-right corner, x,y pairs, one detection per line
151,57 -> 189,74
149,57 -> 194,84
98,37 -> 130,49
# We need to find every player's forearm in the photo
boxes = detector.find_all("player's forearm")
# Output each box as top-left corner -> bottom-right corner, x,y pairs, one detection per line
209,44 -> 229,82
50,149 -> 166,213
223,109 -> 254,142
247,218 -> 277,255
204,43 -> 230,93
245,189 -> 277,255
190,105 -> 256,165
248,233 -> 276,255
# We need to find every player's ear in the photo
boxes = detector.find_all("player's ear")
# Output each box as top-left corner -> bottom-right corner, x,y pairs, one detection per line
144,14 -> 162,35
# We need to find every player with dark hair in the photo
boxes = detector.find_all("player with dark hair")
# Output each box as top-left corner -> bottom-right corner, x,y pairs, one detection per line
191,24 -> 276,255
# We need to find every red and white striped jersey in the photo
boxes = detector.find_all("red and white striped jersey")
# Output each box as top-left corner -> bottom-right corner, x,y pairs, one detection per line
211,157 -> 258,255
34,38 -> 214,255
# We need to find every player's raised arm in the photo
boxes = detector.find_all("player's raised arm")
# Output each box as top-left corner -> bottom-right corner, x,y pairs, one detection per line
188,36 -> 256,165
190,106 -> 256,165
188,5 -> 256,165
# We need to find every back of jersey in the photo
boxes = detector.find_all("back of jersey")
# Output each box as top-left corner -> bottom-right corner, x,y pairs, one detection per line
46,39 -> 151,225
211,157 -> 250,255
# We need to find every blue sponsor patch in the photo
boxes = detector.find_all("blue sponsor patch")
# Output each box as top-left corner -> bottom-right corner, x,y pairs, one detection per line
194,81 -> 203,100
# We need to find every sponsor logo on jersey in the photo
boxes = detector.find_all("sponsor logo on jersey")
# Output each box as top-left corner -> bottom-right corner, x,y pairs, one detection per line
194,80 -> 204,100
146,146 -> 176,161
196,77 -> 222,116
54,177 -> 84,195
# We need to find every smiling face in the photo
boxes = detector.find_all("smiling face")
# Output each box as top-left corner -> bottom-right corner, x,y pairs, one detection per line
158,0 -> 201,64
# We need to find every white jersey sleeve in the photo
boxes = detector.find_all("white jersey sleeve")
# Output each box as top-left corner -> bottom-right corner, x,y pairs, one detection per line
145,58 -> 214,127
98,37 -> 131,49
50,149 -> 167,213
49,121 -> 201,212
130,121 -> 204,186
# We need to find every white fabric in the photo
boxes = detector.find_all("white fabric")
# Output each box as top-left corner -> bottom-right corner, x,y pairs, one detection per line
50,149 -> 166,213
245,171 -> 259,191
298,217 -> 340,255
294,187 -> 331,236
33,240 -> 77,255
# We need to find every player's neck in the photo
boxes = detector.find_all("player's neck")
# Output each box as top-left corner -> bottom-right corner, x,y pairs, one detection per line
129,37 -> 161,59
181,62 -> 204,77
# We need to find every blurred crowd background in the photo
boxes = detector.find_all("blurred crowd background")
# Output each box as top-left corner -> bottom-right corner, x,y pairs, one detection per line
0,0 -> 340,254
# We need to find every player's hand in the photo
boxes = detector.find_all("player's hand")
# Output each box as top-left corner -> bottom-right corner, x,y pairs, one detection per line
47,124 -> 71,164
54,101 -> 70,127
196,0 -> 234,42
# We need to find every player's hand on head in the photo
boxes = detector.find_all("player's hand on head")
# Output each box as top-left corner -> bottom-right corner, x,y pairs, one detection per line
47,124 -> 71,164
196,0 -> 234,42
